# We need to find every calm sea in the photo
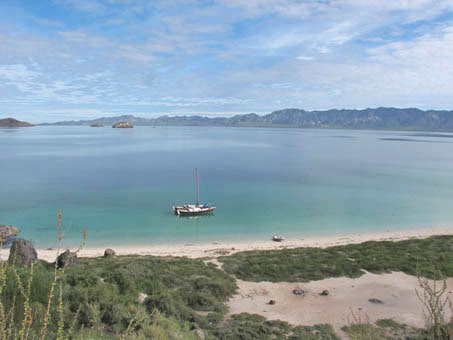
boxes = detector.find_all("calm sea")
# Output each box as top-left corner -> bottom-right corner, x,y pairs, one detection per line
1,126 -> 453,249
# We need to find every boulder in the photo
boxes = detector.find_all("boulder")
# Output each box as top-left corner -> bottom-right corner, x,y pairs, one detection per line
112,122 -> 133,128
292,289 -> 305,296
104,248 -> 116,257
268,300 -> 276,305
368,298 -> 383,304
57,249 -> 78,268
320,290 -> 329,296
8,239 -> 38,266
0,225 -> 20,243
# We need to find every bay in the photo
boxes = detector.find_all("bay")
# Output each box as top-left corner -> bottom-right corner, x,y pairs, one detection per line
1,125 -> 453,249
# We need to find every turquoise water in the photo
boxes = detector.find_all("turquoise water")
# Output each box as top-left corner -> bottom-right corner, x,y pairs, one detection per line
1,126 -> 453,249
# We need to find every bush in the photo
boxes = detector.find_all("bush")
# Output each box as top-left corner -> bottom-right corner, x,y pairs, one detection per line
219,235 -> 453,282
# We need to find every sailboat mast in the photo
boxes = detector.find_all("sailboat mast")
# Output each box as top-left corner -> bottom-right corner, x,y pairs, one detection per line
196,168 -> 199,206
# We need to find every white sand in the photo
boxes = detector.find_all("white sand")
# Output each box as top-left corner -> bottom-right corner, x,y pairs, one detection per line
3,225 -> 450,263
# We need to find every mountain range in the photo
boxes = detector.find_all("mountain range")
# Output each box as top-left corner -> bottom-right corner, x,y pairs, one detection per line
39,107 -> 453,131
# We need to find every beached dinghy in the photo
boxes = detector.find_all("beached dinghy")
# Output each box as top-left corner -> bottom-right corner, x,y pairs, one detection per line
173,168 -> 216,216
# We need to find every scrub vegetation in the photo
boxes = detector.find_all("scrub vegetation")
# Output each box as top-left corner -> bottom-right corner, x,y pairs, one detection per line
218,235 -> 453,282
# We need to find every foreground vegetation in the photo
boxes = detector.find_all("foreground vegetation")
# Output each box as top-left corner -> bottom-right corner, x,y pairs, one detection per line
0,256 -> 347,339
3,234 -> 453,339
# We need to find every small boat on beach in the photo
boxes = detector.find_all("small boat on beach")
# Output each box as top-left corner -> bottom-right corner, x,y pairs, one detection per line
173,168 -> 216,216
272,235 -> 285,242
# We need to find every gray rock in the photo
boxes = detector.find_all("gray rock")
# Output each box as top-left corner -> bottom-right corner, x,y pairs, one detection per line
320,290 -> 329,296
292,289 -> 305,296
112,122 -> 133,128
268,300 -> 276,305
57,249 -> 78,268
8,239 -> 38,266
0,225 -> 20,242
104,248 -> 116,257
368,298 -> 383,304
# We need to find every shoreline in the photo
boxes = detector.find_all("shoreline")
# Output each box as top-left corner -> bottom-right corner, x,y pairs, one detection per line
4,226 -> 452,262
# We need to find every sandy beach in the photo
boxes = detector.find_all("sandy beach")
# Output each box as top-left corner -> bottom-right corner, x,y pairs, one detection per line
6,225 -> 451,263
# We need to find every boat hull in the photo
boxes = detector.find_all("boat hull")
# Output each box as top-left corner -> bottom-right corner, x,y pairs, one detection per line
173,206 -> 216,216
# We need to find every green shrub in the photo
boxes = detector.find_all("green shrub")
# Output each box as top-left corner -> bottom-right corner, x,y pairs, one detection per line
289,324 -> 340,340
219,235 -> 453,282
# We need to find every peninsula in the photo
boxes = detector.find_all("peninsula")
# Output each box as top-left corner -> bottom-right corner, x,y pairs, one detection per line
0,118 -> 33,127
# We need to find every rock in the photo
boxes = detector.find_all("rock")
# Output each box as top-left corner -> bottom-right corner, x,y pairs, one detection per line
112,122 -> 133,128
213,249 -> 230,255
57,249 -> 78,268
104,248 -> 116,257
368,298 -> 383,304
2,237 -> 18,248
292,289 -> 305,296
90,123 -> 104,127
268,299 -> 276,305
8,239 -> 38,266
0,225 -> 20,242
320,290 -> 329,296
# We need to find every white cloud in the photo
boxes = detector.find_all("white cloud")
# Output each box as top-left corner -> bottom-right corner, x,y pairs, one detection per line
2,0 -> 453,122
296,56 -> 314,61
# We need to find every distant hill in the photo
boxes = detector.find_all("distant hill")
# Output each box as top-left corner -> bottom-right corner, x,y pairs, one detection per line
0,118 -> 33,127
39,107 -> 453,131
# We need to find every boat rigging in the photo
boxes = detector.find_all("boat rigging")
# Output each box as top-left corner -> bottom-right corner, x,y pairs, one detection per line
173,168 -> 216,216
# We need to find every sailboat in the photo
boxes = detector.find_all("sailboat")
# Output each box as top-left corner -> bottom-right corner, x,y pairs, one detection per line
172,168 -> 216,216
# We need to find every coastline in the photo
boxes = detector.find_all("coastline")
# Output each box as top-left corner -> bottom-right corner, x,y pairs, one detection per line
5,225 -> 452,262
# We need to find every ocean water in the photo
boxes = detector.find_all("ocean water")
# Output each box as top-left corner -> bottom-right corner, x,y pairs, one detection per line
1,126 -> 453,249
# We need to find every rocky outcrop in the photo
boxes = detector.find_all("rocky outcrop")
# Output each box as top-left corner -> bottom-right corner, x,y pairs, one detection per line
104,248 -> 116,257
112,122 -> 133,128
57,249 -> 78,268
0,118 -> 33,127
8,239 -> 38,266
0,225 -> 20,243
90,123 -> 104,127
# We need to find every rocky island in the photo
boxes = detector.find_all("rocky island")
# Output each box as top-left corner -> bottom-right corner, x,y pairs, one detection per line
0,118 -> 33,127
90,123 -> 104,127
112,121 -> 133,128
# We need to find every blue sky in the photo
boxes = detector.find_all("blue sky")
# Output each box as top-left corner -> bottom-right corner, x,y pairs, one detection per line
1,0 -> 453,122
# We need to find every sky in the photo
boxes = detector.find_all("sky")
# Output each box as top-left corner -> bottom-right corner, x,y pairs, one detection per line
1,0 -> 453,123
